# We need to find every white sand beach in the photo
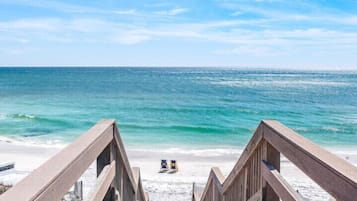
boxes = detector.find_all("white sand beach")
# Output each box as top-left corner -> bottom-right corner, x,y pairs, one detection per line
0,140 -> 356,201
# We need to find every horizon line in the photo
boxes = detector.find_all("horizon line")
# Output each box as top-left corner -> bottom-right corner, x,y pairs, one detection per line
0,65 -> 356,72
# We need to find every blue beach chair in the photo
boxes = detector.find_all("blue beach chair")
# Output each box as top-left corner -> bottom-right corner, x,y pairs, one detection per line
159,159 -> 168,173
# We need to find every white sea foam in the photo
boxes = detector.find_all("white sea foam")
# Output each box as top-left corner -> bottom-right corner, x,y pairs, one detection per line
129,147 -> 243,158
210,80 -> 349,88
0,113 -> 37,120
326,147 -> 357,156
0,135 -> 66,148
321,126 -> 340,132
294,127 -> 308,132
16,114 -> 36,119
0,113 -> 6,120
0,136 -> 17,143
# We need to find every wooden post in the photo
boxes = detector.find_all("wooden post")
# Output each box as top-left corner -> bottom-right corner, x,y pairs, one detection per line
74,181 -> 83,200
0,120 -> 149,201
120,166 -> 124,201
262,140 -> 280,201
192,182 -> 195,201
97,143 -> 115,201
243,167 -> 248,201
111,143 -> 121,201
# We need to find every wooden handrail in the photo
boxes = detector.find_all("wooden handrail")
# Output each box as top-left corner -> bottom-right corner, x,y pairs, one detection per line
112,123 -> 137,192
261,161 -> 303,201
246,190 -> 261,201
88,162 -> 116,201
195,167 -> 225,201
0,120 -> 149,201
192,183 -> 201,201
222,123 -> 264,192
263,120 -> 357,200
195,120 -> 357,201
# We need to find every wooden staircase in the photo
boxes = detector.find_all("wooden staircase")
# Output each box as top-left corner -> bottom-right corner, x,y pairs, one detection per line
192,120 -> 357,201
0,120 -> 148,201
0,120 -> 356,201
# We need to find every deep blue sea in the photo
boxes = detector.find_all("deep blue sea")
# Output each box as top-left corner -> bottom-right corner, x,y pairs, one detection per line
0,67 -> 356,150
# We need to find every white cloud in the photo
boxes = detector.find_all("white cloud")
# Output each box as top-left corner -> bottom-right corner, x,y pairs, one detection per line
0,18 -> 61,31
154,8 -> 188,16
113,9 -> 136,15
2,0 -> 98,13
113,33 -> 151,44
231,11 -> 243,16
213,46 -> 281,56
1,16 -> 357,61
334,16 -> 357,25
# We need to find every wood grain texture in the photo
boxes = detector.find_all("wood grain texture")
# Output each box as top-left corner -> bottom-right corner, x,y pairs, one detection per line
261,140 -> 280,201
261,160 -> 303,201
263,120 -> 357,182
246,189 -> 262,201
263,120 -> 357,201
222,124 -> 264,192
88,162 -> 116,201
199,167 -> 224,201
0,120 -> 114,201
113,124 -> 137,192
193,120 -> 357,201
0,120 -> 149,201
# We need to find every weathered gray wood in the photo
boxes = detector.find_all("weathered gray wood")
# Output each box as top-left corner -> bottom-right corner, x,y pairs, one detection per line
222,124 -> 264,192
0,120 -> 114,201
199,167 -> 225,201
200,174 -> 214,201
74,181 -> 83,200
88,161 -> 116,201
120,165 -> 124,201
261,140 -> 280,201
113,124 -> 137,192
261,160 -> 304,201
192,183 -> 197,201
194,120 -> 357,201
0,120 -> 149,201
132,167 -> 140,186
132,167 -> 146,201
263,120 -> 357,182
123,170 -> 135,201
97,143 -> 112,177
145,192 -> 149,201
113,123 -> 147,201
262,120 -> 357,201
111,141 -> 124,201
212,167 -> 225,191
97,142 -> 115,201
247,189 -> 262,201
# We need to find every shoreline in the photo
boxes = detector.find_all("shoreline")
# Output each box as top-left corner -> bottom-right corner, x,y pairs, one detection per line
0,140 -> 356,200
1,135 -> 357,161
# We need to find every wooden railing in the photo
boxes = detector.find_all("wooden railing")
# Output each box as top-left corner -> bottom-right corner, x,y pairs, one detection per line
0,119 -> 149,201
193,120 -> 357,201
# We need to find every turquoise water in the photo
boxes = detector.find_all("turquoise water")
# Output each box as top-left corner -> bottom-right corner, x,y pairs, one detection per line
0,67 -> 356,149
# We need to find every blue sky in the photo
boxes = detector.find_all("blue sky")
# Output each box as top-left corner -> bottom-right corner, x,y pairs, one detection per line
0,0 -> 356,69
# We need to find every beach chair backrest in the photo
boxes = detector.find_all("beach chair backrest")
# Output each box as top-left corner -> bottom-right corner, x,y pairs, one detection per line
170,160 -> 176,169
161,159 -> 167,168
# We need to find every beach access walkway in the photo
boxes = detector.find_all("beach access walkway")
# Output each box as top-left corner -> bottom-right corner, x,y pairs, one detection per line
0,120 -> 356,201
0,120 -> 148,201
192,120 -> 357,201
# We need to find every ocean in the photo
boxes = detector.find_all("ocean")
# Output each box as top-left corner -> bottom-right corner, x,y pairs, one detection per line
0,67 -> 356,151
